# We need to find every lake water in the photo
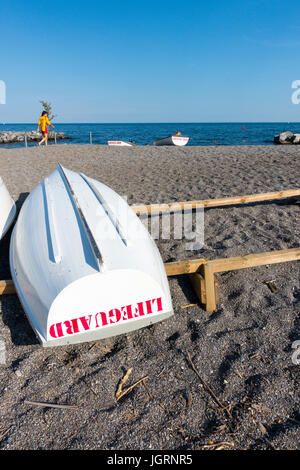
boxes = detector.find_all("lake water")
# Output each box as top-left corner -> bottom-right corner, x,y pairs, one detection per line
0,122 -> 299,148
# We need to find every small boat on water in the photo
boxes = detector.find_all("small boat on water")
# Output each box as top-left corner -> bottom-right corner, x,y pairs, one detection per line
107,140 -> 134,146
10,165 -> 173,347
153,133 -> 189,146
0,177 -> 16,241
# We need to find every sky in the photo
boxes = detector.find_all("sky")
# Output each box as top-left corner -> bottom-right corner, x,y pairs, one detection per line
1,0 -> 300,123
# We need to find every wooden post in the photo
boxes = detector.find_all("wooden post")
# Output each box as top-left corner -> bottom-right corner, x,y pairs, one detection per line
189,272 -> 220,306
201,263 -> 217,312
24,132 -> 27,148
54,132 -> 57,144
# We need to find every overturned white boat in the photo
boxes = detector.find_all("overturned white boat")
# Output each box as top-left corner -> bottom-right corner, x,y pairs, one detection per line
107,140 -> 134,146
10,165 -> 173,347
0,177 -> 16,241
153,135 -> 189,146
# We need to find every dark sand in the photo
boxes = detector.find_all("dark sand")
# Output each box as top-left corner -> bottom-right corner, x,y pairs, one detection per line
0,144 -> 299,450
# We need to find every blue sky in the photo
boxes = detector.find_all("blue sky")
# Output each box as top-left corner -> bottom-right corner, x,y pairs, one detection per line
1,0 -> 300,122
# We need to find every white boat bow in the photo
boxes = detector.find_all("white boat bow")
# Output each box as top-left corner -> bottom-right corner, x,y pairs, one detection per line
10,165 -> 173,347
107,140 -> 134,146
153,135 -> 189,146
0,177 -> 16,241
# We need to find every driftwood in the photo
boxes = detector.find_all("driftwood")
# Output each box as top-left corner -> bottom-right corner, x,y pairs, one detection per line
24,400 -> 78,410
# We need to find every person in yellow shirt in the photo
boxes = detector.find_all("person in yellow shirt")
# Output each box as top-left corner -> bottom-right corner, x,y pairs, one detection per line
37,111 -> 54,146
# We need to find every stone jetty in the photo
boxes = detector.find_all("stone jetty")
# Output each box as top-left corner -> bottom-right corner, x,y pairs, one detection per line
274,131 -> 300,144
0,131 -> 70,144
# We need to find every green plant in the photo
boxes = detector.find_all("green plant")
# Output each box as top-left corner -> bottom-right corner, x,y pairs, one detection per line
39,100 -> 56,121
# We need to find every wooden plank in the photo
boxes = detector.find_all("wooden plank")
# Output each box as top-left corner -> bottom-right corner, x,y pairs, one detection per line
208,247 -> 300,273
0,280 -> 15,295
132,188 -> 300,215
164,247 -> 300,277
164,258 -> 207,276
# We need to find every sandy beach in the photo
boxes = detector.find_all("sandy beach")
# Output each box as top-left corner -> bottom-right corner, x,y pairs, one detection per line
0,143 -> 299,450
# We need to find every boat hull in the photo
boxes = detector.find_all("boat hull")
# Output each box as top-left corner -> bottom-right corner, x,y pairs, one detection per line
10,165 -> 173,347
0,177 -> 16,240
153,136 -> 189,146
107,140 -> 133,146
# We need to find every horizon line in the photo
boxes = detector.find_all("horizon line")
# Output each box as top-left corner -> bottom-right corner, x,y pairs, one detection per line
1,121 -> 299,125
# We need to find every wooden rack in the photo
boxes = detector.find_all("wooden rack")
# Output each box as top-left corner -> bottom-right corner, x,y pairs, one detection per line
2,247 -> 299,312
140,188 -> 300,312
165,247 -> 300,312
1,188 -> 299,313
